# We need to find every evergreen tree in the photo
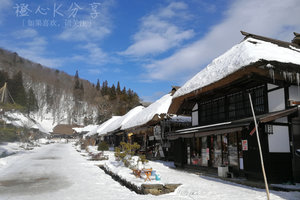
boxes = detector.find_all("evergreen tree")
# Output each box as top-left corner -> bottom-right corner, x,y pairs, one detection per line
110,84 -> 116,100
27,87 -> 38,114
45,85 -> 53,108
102,80 -> 108,95
74,70 -> 80,90
73,70 -> 84,101
0,70 -> 9,87
96,79 -> 100,91
122,86 -> 126,95
9,71 -> 27,107
116,81 -> 121,95
127,89 -> 133,100
80,82 -> 84,100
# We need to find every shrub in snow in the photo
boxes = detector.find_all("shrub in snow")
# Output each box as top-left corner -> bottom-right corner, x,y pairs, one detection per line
115,142 -> 140,167
0,127 -> 19,142
97,141 -> 109,152
139,154 -> 148,165
114,142 -> 149,169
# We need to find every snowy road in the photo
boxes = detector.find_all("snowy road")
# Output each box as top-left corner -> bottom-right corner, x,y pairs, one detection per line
0,143 -> 143,200
0,143 -> 299,200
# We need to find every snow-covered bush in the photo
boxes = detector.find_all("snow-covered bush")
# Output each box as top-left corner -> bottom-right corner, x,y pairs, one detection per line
114,142 -> 148,168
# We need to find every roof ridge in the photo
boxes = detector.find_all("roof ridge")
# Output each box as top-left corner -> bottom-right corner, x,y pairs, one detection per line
241,31 -> 299,49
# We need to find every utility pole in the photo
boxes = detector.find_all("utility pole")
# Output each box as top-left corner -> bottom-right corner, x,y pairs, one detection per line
1,82 -> 7,103
249,93 -> 270,200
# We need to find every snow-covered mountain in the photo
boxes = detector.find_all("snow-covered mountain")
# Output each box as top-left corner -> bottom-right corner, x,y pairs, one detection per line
0,48 -> 98,132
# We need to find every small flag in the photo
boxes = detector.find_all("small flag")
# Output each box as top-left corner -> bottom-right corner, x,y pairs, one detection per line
249,127 -> 256,136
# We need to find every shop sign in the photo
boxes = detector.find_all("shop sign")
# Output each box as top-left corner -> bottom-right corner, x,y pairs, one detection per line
242,140 -> 248,151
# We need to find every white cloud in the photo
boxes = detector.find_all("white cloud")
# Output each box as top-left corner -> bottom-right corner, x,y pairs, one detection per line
58,24 -> 111,42
13,28 -> 38,39
120,1 -> 194,57
87,69 -> 102,75
72,43 -> 108,65
143,0 -> 300,82
113,68 -> 122,73
15,35 -> 63,68
0,29 -> 63,68
58,0 -> 114,42
0,0 -> 12,24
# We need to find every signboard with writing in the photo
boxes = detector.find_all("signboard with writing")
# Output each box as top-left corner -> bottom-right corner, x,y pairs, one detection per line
242,140 -> 248,151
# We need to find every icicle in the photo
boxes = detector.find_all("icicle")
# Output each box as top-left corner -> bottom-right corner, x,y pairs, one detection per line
269,68 -> 275,84
297,73 -> 300,98
287,72 -> 293,83
283,71 -> 287,81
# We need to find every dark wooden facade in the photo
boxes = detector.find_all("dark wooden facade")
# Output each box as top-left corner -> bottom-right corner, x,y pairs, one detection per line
168,33 -> 300,183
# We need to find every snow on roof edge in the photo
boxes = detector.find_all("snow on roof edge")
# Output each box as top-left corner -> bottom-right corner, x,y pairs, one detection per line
121,93 -> 173,130
173,37 -> 300,99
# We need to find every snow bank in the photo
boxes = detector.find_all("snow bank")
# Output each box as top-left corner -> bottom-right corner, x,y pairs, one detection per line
122,94 -> 173,130
92,149 -> 300,200
174,38 -> 300,98
38,138 -> 50,144
2,111 -> 50,134
0,140 -> 46,158
0,142 -> 21,158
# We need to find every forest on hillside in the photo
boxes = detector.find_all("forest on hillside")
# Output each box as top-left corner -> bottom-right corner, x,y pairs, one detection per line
0,48 -> 140,125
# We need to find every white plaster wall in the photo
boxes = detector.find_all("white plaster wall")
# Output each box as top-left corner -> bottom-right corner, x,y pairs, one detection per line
289,85 -> 300,101
192,103 -> 198,111
268,125 -> 290,153
192,111 -> 198,126
268,87 -> 285,112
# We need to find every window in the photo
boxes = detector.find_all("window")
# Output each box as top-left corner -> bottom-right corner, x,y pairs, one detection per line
246,85 -> 266,115
198,85 -> 266,125
199,97 -> 225,125
228,91 -> 245,120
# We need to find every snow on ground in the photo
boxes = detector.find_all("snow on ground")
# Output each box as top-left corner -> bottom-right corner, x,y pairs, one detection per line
0,139 -> 52,167
121,94 -> 173,130
174,37 -> 300,98
85,145 -> 300,200
2,111 -> 50,134
0,139 -> 53,158
1,143 -> 299,200
0,142 -> 24,158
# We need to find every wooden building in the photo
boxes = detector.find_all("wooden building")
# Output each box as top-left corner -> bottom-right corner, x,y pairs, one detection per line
51,124 -> 80,138
168,31 -> 300,183
119,88 -> 191,159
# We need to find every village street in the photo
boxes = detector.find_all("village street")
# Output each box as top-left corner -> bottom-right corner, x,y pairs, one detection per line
0,143 -> 299,200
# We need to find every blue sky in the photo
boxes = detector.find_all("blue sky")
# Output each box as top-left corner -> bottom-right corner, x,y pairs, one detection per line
0,0 -> 300,102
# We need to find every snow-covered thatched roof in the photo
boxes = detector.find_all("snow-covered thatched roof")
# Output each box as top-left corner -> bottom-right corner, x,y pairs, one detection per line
73,124 -> 98,134
85,116 -> 121,137
173,36 -> 300,99
121,93 -> 173,130
97,106 -> 144,135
